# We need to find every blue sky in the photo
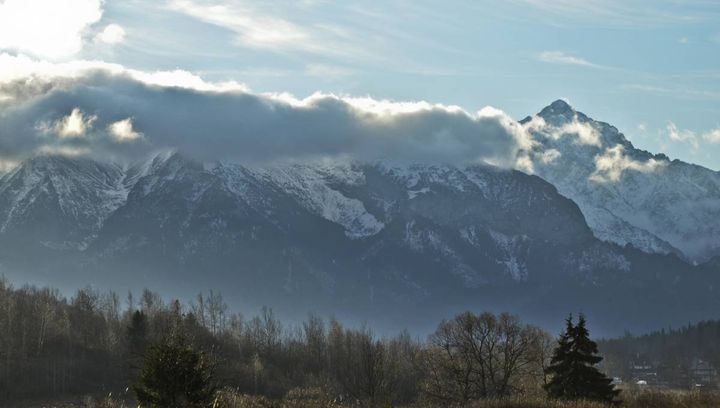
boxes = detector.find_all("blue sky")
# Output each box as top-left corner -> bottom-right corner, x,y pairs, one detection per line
1,0 -> 720,169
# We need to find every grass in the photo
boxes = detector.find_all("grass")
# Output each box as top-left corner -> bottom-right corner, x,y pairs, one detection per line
15,388 -> 720,408
210,389 -> 720,408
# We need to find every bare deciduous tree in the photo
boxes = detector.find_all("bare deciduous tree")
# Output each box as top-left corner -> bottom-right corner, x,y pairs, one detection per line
422,311 -> 545,404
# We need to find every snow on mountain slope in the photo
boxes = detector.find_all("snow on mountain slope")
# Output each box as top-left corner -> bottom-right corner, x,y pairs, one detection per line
1,150 -> 718,335
219,160 -> 385,239
0,155 -> 128,249
525,100 -> 720,262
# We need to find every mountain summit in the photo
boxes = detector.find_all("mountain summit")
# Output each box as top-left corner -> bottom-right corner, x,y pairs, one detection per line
528,101 -> 720,263
539,99 -> 575,116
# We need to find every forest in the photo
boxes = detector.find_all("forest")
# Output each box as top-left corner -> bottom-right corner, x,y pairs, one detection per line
0,278 -> 552,405
0,278 -> 716,407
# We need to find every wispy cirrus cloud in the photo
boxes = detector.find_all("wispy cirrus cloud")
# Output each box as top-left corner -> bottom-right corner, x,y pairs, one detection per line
166,0 -> 308,49
537,51 -> 604,69
510,0 -> 708,27
622,84 -> 720,101
165,0 -> 370,61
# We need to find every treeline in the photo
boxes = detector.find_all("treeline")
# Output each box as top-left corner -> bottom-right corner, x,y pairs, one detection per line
0,279 -> 605,405
599,320 -> 720,382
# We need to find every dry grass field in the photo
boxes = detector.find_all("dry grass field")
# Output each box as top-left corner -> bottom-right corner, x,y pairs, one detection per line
26,388 -> 720,408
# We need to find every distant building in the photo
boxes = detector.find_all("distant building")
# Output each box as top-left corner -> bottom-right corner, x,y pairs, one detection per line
630,361 -> 658,385
690,359 -> 718,387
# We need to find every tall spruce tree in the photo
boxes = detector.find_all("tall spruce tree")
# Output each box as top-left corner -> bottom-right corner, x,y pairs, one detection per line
544,316 -> 575,398
544,314 -> 619,403
134,334 -> 217,407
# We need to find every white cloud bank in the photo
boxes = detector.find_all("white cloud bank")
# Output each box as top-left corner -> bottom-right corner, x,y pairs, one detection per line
0,0 -> 102,58
0,53 -> 249,100
0,54 -> 534,170
1,53 -> 682,185
0,54 -> 683,185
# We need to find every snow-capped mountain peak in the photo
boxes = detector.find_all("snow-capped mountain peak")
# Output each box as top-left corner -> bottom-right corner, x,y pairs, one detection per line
539,99 -> 576,118
529,101 -> 720,262
0,135 -> 717,335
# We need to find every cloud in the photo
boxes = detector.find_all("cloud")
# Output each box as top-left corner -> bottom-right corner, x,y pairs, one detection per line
510,0 -> 703,27
0,0 -> 103,58
0,53 -> 248,103
537,51 -> 602,68
36,145 -> 91,157
95,24 -> 126,45
0,159 -> 20,173
664,121 -> 720,147
167,0 -> 307,49
667,121 -> 699,148
623,84 -> 720,101
702,128 -> 720,143
108,119 -> 143,143
36,108 -> 97,138
514,154 -> 535,174
538,148 -> 561,164
165,0 -> 365,60
0,55 -> 533,169
523,115 -> 601,147
590,144 -> 666,183
554,120 -> 601,146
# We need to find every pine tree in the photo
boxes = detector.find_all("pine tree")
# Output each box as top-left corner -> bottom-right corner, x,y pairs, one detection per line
544,314 -> 619,403
134,334 -> 216,407
544,316 -> 575,398
127,310 -> 149,357
126,310 -> 149,384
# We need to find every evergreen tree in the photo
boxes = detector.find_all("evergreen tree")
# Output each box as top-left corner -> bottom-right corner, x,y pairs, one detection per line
134,335 -> 217,407
572,315 -> 618,402
544,314 -> 619,403
544,316 -> 575,398
126,310 -> 149,384
127,310 -> 149,357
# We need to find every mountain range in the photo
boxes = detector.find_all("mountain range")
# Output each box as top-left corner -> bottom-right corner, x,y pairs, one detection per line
0,100 -> 718,335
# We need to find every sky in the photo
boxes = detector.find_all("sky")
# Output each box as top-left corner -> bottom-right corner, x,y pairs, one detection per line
0,0 -> 719,169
